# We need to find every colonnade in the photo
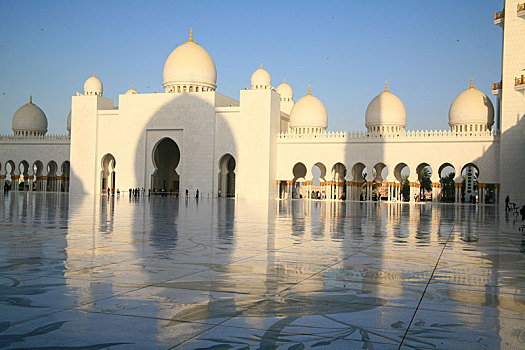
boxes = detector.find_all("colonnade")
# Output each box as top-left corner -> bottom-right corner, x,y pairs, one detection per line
277,178 -> 500,204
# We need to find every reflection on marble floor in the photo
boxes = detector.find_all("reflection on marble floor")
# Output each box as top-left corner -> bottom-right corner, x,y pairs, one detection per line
0,193 -> 524,349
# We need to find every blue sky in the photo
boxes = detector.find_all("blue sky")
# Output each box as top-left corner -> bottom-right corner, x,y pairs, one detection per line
0,0 -> 503,134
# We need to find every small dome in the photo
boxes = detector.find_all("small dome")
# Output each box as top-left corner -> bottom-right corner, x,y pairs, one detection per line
163,29 -> 217,92
12,96 -> 48,135
251,64 -> 271,89
449,80 -> 494,128
289,86 -> 328,130
365,82 -> 407,130
277,79 -> 293,100
67,110 -> 71,133
84,73 -> 103,96
125,85 -> 138,95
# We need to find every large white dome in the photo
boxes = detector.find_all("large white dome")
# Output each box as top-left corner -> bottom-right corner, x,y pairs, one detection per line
84,74 -> 103,96
277,79 -> 293,100
12,97 -> 48,136
449,81 -> 494,129
289,87 -> 327,131
251,65 -> 271,89
365,83 -> 406,131
163,30 -> 217,92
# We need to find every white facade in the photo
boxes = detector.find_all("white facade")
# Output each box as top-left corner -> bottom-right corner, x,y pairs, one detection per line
1,1 -> 523,203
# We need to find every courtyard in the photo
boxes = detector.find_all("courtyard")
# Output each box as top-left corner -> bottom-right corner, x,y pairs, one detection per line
0,193 -> 524,349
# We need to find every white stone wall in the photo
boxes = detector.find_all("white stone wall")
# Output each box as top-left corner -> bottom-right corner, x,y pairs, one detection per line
236,89 -> 281,199
499,0 -> 525,203
0,137 -> 70,177
276,131 -> 499,185
90,92 -> 217,196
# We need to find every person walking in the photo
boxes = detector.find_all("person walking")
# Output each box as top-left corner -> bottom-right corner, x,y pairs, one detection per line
195,189 -> 199,198
505,195 -> 510,211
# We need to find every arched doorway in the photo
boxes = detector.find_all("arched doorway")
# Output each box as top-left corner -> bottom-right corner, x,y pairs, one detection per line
292,162 -> 307,199
416,163 -> 433,201
101,154 -> 116,194
19,161 -> 30,191
151,138 -> 180,194
438,163 -> 456,202
218,154 -> 236,198
331,162 -> 346,200
32,161 -> 44,191
394,163 -> 410,201
46,161 -> 58,192
61,161 -> 70,192
5,161 -> 15,191
461,163 -> 479,203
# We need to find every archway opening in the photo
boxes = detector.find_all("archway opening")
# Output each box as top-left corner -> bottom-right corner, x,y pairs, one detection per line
46,161 -> 58,192
394,163 -> 410,201
292,162 -> 307,199
61,161 -> 70,192
461,163 -> 479,203
331,162 -> 347,200
218,154 -> 236,198
32,161 -> 44,191
18,161 -> 30,191
101,154 -> 116,194
5,161 -> 15,191
152,138 -> 180,195
438,163 -> 456,202
371,163 -> 387,200
311,162 -> 326,199
416,163 -> 433,201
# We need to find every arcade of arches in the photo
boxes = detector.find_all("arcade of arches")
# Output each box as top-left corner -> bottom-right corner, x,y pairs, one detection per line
277,162 -> 499,204
0,160 -> 70,192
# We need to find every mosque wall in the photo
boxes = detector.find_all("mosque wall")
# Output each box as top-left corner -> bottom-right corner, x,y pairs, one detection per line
69,95 -> 114,194
0,138 -> 70,176
236,89 -> 281,199
499,0 -> 525,203
276,133 -> 499,184
102,92 -> 216,196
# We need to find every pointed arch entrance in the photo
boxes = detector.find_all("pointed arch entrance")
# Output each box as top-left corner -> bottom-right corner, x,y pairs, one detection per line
151,138 -> 180,194
101,154 -> 116,194
218,154 -> 236,198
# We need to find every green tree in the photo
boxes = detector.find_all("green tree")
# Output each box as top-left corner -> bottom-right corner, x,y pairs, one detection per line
419,167 -> 432,198
401,175 -> 410,201
441,172 -> 455,202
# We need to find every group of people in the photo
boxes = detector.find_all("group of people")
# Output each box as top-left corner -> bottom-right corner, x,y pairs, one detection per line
505,195 -> 525,221
129,187 -> 144,197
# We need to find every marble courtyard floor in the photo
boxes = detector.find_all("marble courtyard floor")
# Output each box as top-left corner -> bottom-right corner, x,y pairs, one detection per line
0,193 -> 524,349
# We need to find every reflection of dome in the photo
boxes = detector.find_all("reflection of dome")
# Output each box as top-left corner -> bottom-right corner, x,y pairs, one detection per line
449,79 -> 494,131
67,110 -> 71,134
289,86 -> 327,133
276,79 -> 293,101
251,64 -> 271,89
125,85 -> 138,95
163,29 -> 217,93
84,73 -> 103,96
365,82 -> 406,132
12,96 -> 48,136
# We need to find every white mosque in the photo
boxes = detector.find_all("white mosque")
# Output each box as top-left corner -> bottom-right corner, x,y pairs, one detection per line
1,1 -> 524,204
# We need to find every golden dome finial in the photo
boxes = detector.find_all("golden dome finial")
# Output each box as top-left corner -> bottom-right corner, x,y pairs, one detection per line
308,84 -> 311,95
131,84 -> 134,89
29,95 -> 32,104
385,81 -> 388,92
470,77 -> 473,89
189,28 -> 193,42
283,78 -> 286,83
260,63 -> 263,69
93,72 -> 95,77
